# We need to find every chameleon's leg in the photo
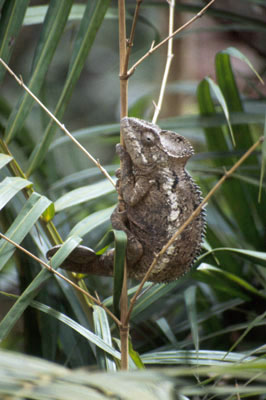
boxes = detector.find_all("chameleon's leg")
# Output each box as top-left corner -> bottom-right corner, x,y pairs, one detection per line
111,206 -> 143,264
45,207 -> 143,275
46,245 -> 113,276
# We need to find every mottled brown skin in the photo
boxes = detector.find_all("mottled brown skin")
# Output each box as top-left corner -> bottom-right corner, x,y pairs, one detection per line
47,117 -> 206,282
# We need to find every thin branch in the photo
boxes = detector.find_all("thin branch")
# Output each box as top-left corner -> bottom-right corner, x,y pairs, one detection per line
0,232 -> 121,327
118,0 -> 143,371
127,0 -> 216,77
126,136 -> 264,324
0,58 -> 115,188
119,0 -> 128,120
119,0 -> 143,120
152,0 -> 175,124
123,0 -> 143,76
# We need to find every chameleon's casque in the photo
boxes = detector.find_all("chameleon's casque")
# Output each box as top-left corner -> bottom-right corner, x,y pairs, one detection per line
47,117 -> 206,282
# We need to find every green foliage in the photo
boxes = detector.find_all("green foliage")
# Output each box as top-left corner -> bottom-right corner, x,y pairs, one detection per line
1,349 -> 266,399
0,0 -> 266,397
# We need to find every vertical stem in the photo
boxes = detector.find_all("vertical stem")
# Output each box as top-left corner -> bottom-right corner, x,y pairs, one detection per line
118,0 -> 129,370
119,0 -> 128,121
152,0 -> 175,124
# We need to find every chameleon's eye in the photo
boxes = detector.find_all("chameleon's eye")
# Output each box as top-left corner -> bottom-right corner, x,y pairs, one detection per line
142,131 -> 155,145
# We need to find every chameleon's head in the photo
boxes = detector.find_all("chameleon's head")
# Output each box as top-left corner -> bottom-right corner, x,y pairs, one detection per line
120,117 -> 194,168
159,129 -> 194,160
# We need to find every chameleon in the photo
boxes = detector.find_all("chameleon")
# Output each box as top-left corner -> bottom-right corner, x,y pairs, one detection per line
47,117 -> 206,282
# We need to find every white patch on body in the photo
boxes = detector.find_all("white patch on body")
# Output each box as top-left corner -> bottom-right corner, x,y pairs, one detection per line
162,167 -> 180,227
152,167 -> 181,274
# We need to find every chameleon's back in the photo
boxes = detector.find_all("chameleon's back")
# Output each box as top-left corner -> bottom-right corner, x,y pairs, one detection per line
126,164 -> 205,282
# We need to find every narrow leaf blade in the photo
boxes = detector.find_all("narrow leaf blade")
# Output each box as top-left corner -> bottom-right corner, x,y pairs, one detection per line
0,192 -> 51,270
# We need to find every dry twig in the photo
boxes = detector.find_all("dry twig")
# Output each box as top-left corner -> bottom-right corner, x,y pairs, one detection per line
152,0 -> 175,124
127,0 -> 216,77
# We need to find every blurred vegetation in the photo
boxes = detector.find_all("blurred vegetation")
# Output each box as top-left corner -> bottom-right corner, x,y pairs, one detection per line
0,0 -> 266,398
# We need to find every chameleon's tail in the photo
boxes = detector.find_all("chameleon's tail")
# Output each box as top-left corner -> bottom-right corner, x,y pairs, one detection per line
46,245 -> 113,277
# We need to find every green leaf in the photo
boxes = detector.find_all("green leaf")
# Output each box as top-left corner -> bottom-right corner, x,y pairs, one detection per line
226,311 -> 266,356
0,347 -> 266,397
21,289 -> 120,362
36,300 -> 119,361
42,202 -> 55,222
156,317 -> 179,347
0,177 -> 32,210
215,51 -> 266,234
24,4 -> 87,26
204,77 -> 235,146
130,281 -> 178,321
49,123 -> 119,149
27,0 -> 111,176
215,51 -> 254,150
258,112 -> 266,202
197,73 -> 262,247
128,339 -> 145,369
221,46 -> 264,85
197,79 -> 229,163
160,112 -> 265,131
4,0 -> 73,143
184,286 -> 199,352
0,192 -> 51,270
195,262 -> 266,300
93,305 -> 117,370
0,236 -> 82,341
68,206 -> 114,238
54,180 -> 115,212
0,153 -> 12,169
0,0 -> 30,83
50,165 -> 117,191
95,228 -> 127,318
112,229 -> 127,318
0,349 -> 178,398
141,349 -> 256,366
202,247 -> 266,268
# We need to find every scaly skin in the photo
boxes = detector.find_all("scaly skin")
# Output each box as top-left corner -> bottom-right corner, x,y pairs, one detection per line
47,117 -> 206,282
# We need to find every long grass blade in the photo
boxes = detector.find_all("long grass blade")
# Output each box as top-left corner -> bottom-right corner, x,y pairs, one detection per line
93,305 -> 117,370
0,0 -> 30,82
54,180 -> 115,212
204,76 -> 235,146
68,206 -> 114,240
197,74 -> 262,247
0,192 -> 51,270
258,111 -> 266,202
4,0 -> 73,143
0,236 -> 82,341
184,286 -> 199,352
27,0 -> 111,176
0,154 -> 12,169
0,176 -> 31,209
